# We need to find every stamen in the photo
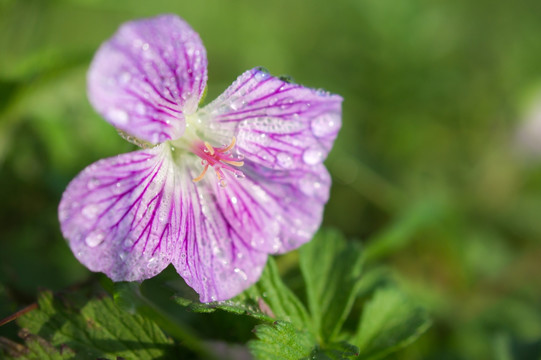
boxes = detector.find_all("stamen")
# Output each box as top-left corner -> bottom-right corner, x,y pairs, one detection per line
193,164 -> 209,182
215,169 -> 227,187
191,136 -> 245,186
217,136 -> 236,153
204,142 -> 215,155
221,160 -> 244,167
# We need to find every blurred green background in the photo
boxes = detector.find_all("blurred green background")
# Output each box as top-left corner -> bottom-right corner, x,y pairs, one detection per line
2,0 -> 541,358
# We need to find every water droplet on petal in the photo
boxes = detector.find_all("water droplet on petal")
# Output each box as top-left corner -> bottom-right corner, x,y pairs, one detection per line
201,204 -> 209,215
59,209 -> 68,222
315,88 -> 329,96
303,146 -> 324,165
82,204 -> 99,219
108,108 -> 128,125
87,177 -> 100,190
299,176 -> 322,196
255,67 -> 270,81
234,171 -> 245,179
311,114 -> 340,137
119,72 -> 131,84
279,75 -> 295,84
234,267 -> 248,281
277,152 -> 294,168
85,230 -> 105,247
231,196 -> 238,205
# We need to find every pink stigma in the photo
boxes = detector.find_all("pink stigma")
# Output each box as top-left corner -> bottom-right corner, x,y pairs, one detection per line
191,137 -> 245,187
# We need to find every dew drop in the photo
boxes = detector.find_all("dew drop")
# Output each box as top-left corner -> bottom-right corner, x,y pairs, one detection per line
142,43 -> 149,51
108,108 -> 128,125
299,176 -> 322,196
201,204 -> 209,215
315,88 -> 329,96
255,67 -> 271,81
311,114 -> 339,137
234,171 -> 245,179
231,196 -> 238,205
113,182 -> 122,194
283,74 -> 296,83
59,209 -> 68,222
87,177 -> 100,190
302,146 -> 324,165
277,152 -> 294,168
147,256 -> 161,270
234,267 -> 248,281
85,230 -> 105,247
229,98 -> 245,111
119,72 -> 131,84
82,204 -> 99,219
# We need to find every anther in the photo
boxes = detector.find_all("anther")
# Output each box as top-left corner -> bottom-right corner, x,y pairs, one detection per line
218,137 -> 237,153
204,142 -> 215,155
191,136 -> 245,186
193,164 -> 209,182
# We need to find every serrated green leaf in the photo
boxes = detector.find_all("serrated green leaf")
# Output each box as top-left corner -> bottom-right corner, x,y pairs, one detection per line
299,228 -> 364,341
2,329 -> 76,360
16,291 -> 175,360
111,278 -> 223,358
352,287 -> 431,360
310,341 -> 360,360
246,257 -> 311,328
113,281 -> 141,314
174,257 -> 311,329
248,320 -> 314,360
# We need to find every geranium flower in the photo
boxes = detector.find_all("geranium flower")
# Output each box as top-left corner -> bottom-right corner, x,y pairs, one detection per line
59,14 -> 342,302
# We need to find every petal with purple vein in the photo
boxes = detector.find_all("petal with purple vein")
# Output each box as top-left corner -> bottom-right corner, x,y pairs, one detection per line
59,145 -> 268,302
88,14 -> 208,144
199,67 -> 342,170
59,145 -> 180,282
209,161 -> 331,255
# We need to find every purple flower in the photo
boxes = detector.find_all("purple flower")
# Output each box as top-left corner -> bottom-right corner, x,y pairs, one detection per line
58,14 -> 342,302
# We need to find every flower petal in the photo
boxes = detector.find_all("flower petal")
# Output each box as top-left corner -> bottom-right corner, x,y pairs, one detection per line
59,147 -> 267,302
88,14 -> 207,144
169,158 -> 268,302
199,67 -> 342,170
59,146 -> 179,282
209,162 -> 331,255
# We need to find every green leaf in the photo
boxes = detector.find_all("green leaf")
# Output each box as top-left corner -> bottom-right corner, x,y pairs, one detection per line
299,228 -> 364,341
352,287 -> 431,360
310,342 -> 360,360
113,281 -> 141,314
248,320 -> 314,360
246,257 -> 311,328
174,257 -> 311,329
2,329 -> 76,360
16,291 -> 175,360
